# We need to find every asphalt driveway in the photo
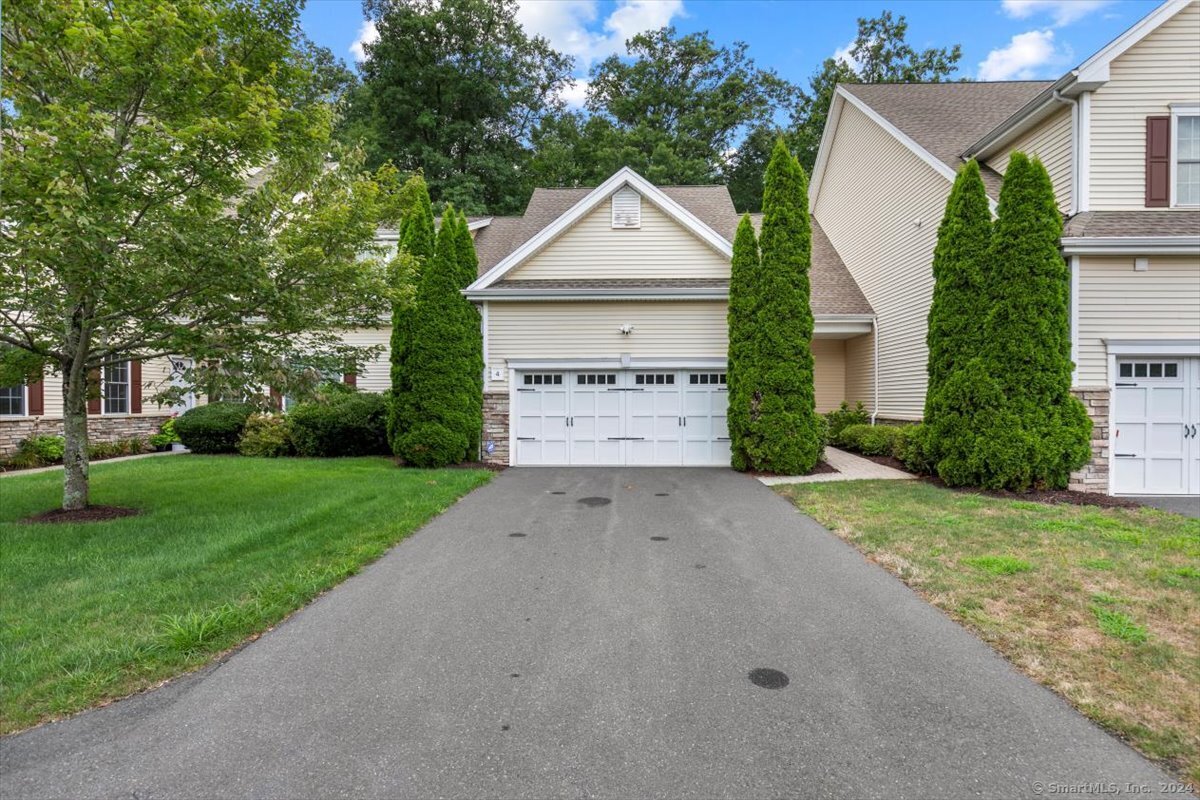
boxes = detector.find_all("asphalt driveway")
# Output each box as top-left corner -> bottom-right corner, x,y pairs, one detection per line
0,468 -> 1185,799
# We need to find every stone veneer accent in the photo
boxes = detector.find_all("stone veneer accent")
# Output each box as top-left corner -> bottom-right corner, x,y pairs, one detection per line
1070,388 -> 1110,494
481,393 -> 509,466
0,414 -> 175,458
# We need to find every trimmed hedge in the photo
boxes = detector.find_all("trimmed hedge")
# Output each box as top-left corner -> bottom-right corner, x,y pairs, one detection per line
287,392 -> 389,457
837,424 -> 902,456
237,414 -> 294,458
825,401 -> 869,441
174,402 -> 255,454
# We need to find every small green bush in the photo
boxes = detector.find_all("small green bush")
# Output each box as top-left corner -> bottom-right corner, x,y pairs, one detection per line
288,392 -> 389,457
825,401 -> 870,441
893,423 -> 932,474
7,435 -> 65,468
237,414 -> 294,458
837,423 -> 902,456
149,417 -> 181,448
87,437 -> 146,460
396,421 -> 468,468
174,402 -> 255,454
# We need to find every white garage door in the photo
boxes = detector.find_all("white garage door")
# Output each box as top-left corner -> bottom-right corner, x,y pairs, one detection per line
1112,357 -> 1200,495
514,370 -> 729,466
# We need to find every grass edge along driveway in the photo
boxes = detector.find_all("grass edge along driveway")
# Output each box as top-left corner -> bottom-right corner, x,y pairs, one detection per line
776,479 -> 1200,784
0,456 -> 491,734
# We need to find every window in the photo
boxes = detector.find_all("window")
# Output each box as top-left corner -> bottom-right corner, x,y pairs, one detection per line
522,373 -> 562,386
634,373 -> 674,385
1118,361 -> 1179,380
103,361 -> 130,414
688,373 -> 727,385
576,373 -> 616,385
0,385 -> 24,416
1175,110 -> 1200,206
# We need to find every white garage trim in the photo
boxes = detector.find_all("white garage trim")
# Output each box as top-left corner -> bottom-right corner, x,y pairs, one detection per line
507,357 -> 727,371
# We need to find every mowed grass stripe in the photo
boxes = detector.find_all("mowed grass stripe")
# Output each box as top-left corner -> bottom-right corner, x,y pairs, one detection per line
0,456 -> 490,733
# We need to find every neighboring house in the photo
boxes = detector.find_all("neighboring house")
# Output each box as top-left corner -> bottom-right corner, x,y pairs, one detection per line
812,0 -> 1200,496
3,1 -> 1196,499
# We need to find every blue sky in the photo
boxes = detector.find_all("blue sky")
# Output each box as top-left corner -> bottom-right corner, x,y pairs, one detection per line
300,0 -> 1162,104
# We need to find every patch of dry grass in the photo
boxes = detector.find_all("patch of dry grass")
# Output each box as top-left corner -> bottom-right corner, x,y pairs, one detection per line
776,480 -> 1200,782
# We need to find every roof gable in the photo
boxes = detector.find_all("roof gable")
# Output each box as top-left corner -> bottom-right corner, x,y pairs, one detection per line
466,168 -> 734,291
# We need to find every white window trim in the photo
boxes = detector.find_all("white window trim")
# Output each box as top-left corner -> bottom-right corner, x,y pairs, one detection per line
101,360 -> 131,416
1170,104 -> 1200,208
0,383 -> 28,418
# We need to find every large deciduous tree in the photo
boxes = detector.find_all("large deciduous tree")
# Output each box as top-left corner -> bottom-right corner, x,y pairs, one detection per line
1,0 -> 401,511
349,0 -> 573,214
395,211 -> 483,467
943,154 -> 1091,490
729,141 -> 821,474
530,27 -> 796,192
788,11 -> 962,172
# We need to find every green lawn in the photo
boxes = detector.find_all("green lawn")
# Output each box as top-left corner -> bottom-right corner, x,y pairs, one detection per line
777,480 -> 1200,783
0,456 -> 490,733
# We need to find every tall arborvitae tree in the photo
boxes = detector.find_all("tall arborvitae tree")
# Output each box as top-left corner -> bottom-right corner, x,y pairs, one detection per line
734,140 -> 822,474
396,210 -> 483,467
727,214 -> 761,471
453,210 -> 484,454
955,153 -> 1091,490
387,179 -> 436,454
922,160 -> 991,475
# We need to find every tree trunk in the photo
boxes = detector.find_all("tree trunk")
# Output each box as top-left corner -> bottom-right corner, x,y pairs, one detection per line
61,354 -> 91,511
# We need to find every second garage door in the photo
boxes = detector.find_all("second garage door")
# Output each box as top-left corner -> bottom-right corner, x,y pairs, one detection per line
513,370 -> 729,466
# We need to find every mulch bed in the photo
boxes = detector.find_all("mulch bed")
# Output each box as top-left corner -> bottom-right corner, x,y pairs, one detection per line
391,458 -> 506,472
749,460 -> 838,478
22,505 -> 142,524
853,452 -> 1141,509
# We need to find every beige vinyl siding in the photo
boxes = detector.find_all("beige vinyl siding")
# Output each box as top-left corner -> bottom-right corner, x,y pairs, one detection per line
814,100 -> 947,420
811,338 -> 845,413
340,328 -> 392,394
36,356 -> 180,419
988,107 -> 1073,213
844,331 -> 875,410
486,301 -> 728,391
1075,255 -> 1200,386
1088,0 -> 1200,211
510,197 -> 730,280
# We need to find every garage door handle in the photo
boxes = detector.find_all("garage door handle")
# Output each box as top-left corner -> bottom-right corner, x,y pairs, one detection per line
1114,453 -> 1137,458
606,437 -> 645,441
517,437 -> 536,441
716,437 -> 730,441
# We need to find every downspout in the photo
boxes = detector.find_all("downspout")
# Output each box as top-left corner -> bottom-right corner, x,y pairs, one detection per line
871,315 -> 880,425
1052,90 -> 1079,215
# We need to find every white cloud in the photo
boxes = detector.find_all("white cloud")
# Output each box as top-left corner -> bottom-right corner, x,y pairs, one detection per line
349,19 -> 379,62
978,29 -> 1069,80
559,78 -> 590,108
515,0 -> 685,66
832,39 -> 859,70
1001,0 -> 1112,27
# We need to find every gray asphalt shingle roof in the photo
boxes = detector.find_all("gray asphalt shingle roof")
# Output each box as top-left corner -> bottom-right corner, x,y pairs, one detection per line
1062,210 -> 1200,238
839,82 -> 1054,197
471,185 -> 873,316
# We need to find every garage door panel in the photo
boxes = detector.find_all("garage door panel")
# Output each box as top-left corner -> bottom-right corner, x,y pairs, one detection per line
1113,357 -> 1197,496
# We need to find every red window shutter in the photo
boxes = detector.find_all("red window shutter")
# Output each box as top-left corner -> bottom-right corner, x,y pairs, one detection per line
1146,116 -> 1171,207
27,375 -> 45,416
130,360 -> 142,414
343,372 -> 357,387
270,388 -> 282,412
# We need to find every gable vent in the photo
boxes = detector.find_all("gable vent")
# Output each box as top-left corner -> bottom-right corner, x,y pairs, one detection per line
611,186 -> 641,229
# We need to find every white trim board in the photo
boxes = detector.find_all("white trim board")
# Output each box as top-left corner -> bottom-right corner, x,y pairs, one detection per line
1104,339 -> 1200,356
1060,236 -> 1200,255
466,167 -> 733,292
1076,0 -> 1192,86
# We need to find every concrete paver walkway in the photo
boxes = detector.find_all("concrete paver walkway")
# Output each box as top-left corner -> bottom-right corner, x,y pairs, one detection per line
757,445 -> 913,485
1,468 -> 1182,799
